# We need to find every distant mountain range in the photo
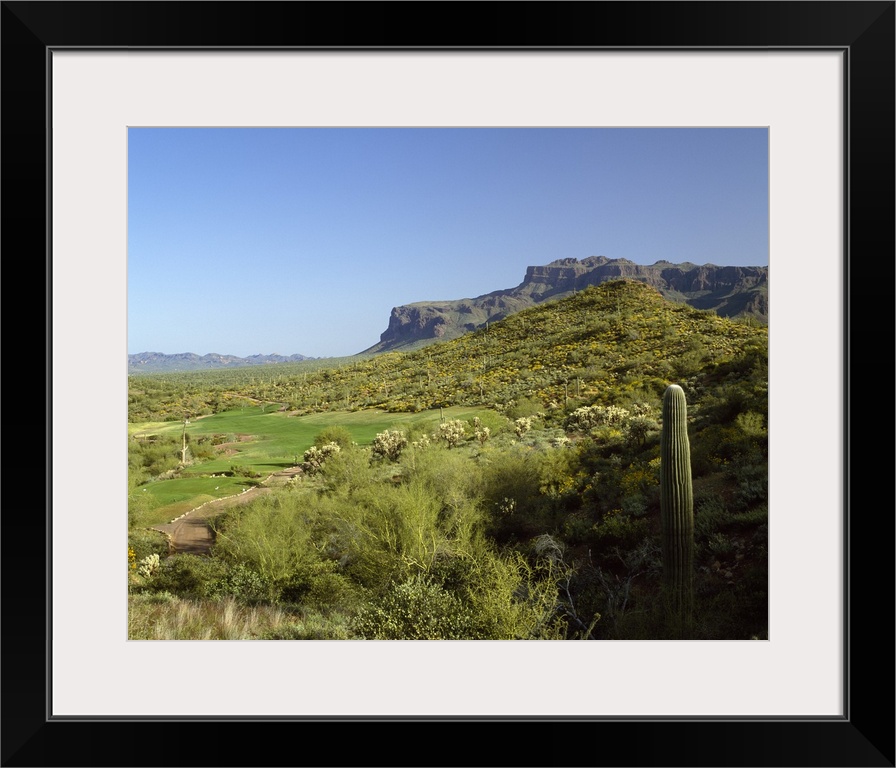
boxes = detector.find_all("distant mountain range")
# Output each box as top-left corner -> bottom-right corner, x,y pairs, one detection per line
128,352 -> 315,374
363,255 -> 768,354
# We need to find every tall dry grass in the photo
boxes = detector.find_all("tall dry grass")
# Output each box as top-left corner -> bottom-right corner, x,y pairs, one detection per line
128,593 -> 354,639
129,593 -> 293,640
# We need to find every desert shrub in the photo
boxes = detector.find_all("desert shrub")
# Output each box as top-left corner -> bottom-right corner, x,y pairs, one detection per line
139,553 -> 228,599
694,496 -> 730,540
260,615 -> 354,640
129,434 -> 181,478
735,504 -> 768,527
303,570 -> 362,610
592,509 -> 650,550
707,532 -> 737,559
462,549 -> 567,640
346,540 -> 566,640
581,473 -> 616,517
536,445 -> 580,505
205,563 -> 271,604
318,444 -> 377,496
505,396 -> 543,420
619,458 -> 660,497
230,464 -> 262,479
561,511 -> 595,544
334,480 -> 453,590
319,454 -> 487,596
735,410 -> 767,438
479,447 -> 549,541
730,461 -> 768,510
399,446 -> 482,516
353,574 -> 481,639
313,426 -> 354,450
479,445 -> 543,508
275,558 -> 366,606
620,493 -> 650,518
189,436 -> 218,461
573,539 -> 664,640
128,528 -> 169,562
211,494 -> 324,600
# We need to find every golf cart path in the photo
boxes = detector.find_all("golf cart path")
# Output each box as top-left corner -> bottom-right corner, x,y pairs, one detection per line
150,467 -> 303,556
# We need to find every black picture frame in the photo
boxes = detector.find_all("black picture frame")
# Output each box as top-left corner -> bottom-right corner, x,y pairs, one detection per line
3,2 -> 893,766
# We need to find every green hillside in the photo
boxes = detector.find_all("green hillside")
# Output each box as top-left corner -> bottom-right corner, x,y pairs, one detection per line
129,279 -> 767,422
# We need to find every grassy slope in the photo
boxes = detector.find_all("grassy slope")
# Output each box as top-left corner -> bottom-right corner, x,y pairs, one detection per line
129,280 -> 767,422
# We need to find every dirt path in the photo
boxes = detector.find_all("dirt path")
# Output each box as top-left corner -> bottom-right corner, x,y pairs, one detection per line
150,467 -> 303,556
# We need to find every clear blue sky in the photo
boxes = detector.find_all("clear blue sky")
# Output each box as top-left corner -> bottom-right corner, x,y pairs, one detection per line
128,127 -> 768,358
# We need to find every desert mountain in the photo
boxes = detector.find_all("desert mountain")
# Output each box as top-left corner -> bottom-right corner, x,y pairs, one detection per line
128,352 -> 314,374
364,255 -> 768,354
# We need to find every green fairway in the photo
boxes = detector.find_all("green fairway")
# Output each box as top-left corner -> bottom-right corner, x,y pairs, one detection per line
137,475 -> 248,507
130,406 -> 494,520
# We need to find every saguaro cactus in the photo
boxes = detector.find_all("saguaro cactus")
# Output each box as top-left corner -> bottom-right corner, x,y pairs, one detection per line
660,384 -> 695,637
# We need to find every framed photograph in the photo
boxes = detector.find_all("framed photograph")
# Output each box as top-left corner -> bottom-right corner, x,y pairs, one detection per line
4,2 -> 892,765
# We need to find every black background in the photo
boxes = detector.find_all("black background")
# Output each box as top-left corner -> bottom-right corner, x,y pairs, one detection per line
2,2 -> 893,766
